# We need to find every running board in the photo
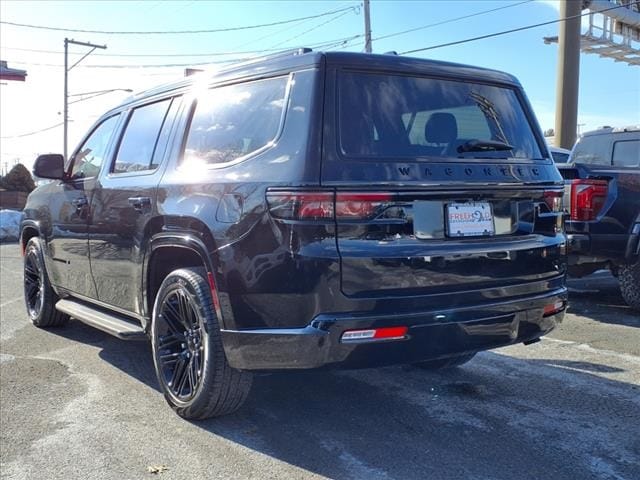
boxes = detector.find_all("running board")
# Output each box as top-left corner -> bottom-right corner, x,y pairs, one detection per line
55,299 -> 147,341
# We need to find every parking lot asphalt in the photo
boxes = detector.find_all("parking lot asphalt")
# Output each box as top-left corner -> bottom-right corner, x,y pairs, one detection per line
1,242 -> 639,480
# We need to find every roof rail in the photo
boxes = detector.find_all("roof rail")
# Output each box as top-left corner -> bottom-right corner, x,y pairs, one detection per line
116,48 -> 314,107
227,47 -> 313,70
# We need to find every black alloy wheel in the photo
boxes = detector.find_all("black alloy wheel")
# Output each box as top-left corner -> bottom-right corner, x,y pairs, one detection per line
22,237 -> 68,327
24,246 -> 45,319
155,286 -> 205,402
151,268 -> 252,419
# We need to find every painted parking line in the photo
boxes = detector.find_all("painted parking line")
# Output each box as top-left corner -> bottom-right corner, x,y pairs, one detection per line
0,297 -> 22,309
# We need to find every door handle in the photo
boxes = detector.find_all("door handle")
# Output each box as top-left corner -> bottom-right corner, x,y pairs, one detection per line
128,196 -> 151,212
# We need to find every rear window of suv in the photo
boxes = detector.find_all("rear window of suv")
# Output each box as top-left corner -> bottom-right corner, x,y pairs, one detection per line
338,71 -> 542,160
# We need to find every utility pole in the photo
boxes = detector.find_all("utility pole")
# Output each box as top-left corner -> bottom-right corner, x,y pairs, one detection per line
364,0 -> 372,53
64,38 -> 106,160
554,0 -> 582,149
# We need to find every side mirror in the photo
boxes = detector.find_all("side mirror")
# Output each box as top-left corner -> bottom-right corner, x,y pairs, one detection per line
33,154 -> 65,180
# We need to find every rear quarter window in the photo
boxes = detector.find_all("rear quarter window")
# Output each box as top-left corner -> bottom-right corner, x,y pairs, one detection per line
571,135 -> 611,165
612,140 -> 640,167
183,76 -> 288,166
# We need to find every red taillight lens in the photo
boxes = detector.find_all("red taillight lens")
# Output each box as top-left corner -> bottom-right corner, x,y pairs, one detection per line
335,192 -> 393,219
570,180 -> 608,221
543,300 -> 565,317
266,190 -> 394,221
341,326 -> 408,343
266,191 -> 334,220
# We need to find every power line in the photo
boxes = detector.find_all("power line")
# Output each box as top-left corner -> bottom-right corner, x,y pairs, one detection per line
372,0 -> 534,42
1,122 -> 64,139
229,1 -> 356,52
335,0 -> 536,51
269,10 -> 354,50
401,0 -> 640,55
0,4 -> 359,35
0,34 -> 362,58
3,36 -> 364,69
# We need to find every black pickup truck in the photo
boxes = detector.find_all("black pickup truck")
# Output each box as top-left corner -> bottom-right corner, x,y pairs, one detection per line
557,126 -> 640,310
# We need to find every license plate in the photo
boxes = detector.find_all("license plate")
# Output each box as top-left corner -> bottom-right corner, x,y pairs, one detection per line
446,202 -> 494,237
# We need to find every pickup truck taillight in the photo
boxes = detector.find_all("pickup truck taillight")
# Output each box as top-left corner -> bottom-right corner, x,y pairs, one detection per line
569,179 -> 608,221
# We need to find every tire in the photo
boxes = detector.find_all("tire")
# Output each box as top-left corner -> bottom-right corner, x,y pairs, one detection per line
412,353 -> 476,370
23,237 -> 68,327
151,267 -> 252,419
619,261 -> 640,311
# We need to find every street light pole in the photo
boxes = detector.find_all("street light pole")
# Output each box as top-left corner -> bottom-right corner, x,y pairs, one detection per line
63,38 -> 107,161
63,39 -> 68,161
554,0 -> 581,150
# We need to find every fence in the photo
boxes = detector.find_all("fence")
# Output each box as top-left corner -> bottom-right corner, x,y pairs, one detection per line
0,190 -> 28,210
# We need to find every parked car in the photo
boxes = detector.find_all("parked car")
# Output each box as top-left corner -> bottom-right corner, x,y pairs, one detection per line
22,49 -> 567,419
549,146 -> 571,164
558,126 -> 640,309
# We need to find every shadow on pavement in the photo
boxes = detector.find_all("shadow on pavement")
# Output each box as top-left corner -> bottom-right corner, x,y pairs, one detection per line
528,359 -> 625,373
48,318 -> 160,392
45,320 -> 639,479
189,355 -> 638,480
567,272 -> 639,327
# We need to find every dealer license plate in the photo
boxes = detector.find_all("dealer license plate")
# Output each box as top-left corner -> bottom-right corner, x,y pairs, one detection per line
446,202 -> 495,237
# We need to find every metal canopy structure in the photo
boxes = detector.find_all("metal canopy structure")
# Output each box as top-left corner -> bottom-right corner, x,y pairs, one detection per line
544,0 -> 640,66
0,60 -> 27,81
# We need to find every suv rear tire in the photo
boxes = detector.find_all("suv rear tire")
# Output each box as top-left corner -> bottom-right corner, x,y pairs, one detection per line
151,267 -> 252,419
23,237 -> 69,327
412,353 -> 476,370
619,261 -> 640,310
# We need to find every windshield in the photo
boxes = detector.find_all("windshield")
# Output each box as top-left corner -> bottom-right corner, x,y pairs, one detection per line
338,71 -> 542,160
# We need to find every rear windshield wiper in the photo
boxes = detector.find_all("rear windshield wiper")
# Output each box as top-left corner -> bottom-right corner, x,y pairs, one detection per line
457,139 -> 514,153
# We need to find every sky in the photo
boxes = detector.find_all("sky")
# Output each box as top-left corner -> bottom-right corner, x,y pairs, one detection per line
1,0 -> 639,172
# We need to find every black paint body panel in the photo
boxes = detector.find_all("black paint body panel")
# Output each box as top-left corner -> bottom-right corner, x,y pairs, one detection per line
23,51 -> 567,370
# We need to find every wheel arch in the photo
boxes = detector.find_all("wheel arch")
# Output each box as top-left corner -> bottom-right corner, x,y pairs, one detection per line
143,228 -> 228,329
627,211 -> 640,260
19,220 -> 41,255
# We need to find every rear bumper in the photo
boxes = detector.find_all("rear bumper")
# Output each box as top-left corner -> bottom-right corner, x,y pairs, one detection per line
221,288 -> 567,370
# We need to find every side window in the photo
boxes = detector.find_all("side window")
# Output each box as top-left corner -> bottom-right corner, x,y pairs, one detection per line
112,98 -> 172,174
183,76 -> 288,166
612,140 -> 640,167
571,135 -> 611,165
70,114 -> 120,179
150,97 -> 182,170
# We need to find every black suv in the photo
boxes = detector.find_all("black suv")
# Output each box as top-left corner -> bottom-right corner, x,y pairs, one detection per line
22,50 -> 567,419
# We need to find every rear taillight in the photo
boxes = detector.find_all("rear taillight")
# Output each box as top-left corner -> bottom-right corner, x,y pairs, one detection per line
335,192 -> 393,219
266,191 -> 334,220
570,180 -> 608,221
543,191 -> 564,213
266,190 -> 394,221
341,326 -> 408,343
543,300 -> 565,317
